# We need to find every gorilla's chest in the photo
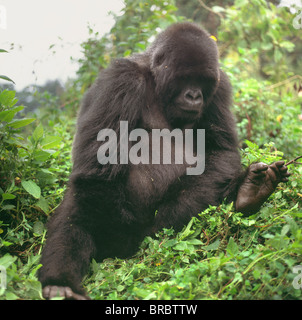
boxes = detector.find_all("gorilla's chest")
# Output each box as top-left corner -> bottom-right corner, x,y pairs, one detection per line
125,103 -> 198,208
126,160 -> 187,208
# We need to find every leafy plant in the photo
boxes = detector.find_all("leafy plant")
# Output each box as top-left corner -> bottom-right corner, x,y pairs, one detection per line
217,0 -> 300,81
0,49 -> 15,85
74,0 -> 183,92
0,89 -> 72,299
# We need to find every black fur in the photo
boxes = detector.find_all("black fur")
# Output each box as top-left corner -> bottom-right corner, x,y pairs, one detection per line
38,22 -> 253,296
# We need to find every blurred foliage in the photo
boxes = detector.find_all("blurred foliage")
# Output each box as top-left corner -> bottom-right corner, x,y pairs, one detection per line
74,0 -> 183,93
217,0 -> 301,81
0,0 -> 301,300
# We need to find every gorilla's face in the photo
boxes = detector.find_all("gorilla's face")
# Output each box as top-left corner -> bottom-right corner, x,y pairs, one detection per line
176,81 -> 203,113
165,78 -> 205,125
149,22 -> 220,127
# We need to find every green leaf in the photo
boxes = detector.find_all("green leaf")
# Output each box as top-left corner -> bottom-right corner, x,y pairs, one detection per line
32,124 -> 44,142
231,272 -> 243,285
135,42 -> 146,50
33,221 -> 44,235
0,254 -> 17,268
2,204 -> 15,210
8,118 -> 35,129
179,218 -> 194,239
35,169 -> 56,185
35,197 -> 49,213
279,41 -> 295,52
0,90 -> 18,107
245,140 -> 259,150
174,241 -> 188,251
123,49 -> 132,57
261,42 -> 273,50
284,215 -> 299,236
40,136 -> 62,149
274,49 -> 282,62
227,237 -> 239,256
2,193 -> 16,200
186,239 -> 203,245
21,180 -> 41,199
32,150 -> 51,162
0,106 -> 24,122
253,269 -> 261,280
0,240 -> 13,247
0,75 -> 15,84
163,239 -> 177,248
212,6 -> 225,13
203,239 -> 220,251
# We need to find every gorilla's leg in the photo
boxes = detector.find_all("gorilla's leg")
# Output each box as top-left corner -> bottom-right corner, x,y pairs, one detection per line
39,214 -> 144,300
39,181 -> 145,300
235,161 -> 291,215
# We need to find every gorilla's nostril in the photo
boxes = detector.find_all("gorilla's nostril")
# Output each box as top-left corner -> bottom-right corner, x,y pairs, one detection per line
185,89 -> 202,103
185,89 -> 201,100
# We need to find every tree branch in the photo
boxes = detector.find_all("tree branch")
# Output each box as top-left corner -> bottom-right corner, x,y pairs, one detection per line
285,155 -> 302,166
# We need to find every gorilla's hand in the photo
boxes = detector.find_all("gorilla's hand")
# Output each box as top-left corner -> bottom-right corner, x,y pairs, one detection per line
235,161 -> 291,215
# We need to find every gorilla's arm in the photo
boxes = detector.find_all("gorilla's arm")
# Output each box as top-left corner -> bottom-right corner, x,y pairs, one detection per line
72,57 -> 149,178
151,158 -> 290,234
150,149 -> 243,233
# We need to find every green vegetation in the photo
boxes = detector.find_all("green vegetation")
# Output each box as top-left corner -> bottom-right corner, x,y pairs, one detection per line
0,0 -> 301,300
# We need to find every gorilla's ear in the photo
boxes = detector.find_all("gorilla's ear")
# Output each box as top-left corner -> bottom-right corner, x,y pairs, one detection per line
73,58 -> 148,178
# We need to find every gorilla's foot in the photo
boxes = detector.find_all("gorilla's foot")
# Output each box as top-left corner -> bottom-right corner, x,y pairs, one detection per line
42,285 -> 89,300
235,161 -> 290,215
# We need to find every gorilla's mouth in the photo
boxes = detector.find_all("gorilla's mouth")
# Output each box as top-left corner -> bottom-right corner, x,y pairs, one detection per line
180,104 -> 202,114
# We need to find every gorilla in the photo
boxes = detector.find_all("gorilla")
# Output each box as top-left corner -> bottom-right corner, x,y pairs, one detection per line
38,22 -> 290,299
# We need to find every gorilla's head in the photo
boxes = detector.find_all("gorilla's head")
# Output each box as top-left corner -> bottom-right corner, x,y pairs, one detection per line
148,22 -> 220,126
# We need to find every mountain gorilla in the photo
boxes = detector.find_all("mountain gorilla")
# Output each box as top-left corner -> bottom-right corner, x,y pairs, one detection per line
39,22 -> 290,299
